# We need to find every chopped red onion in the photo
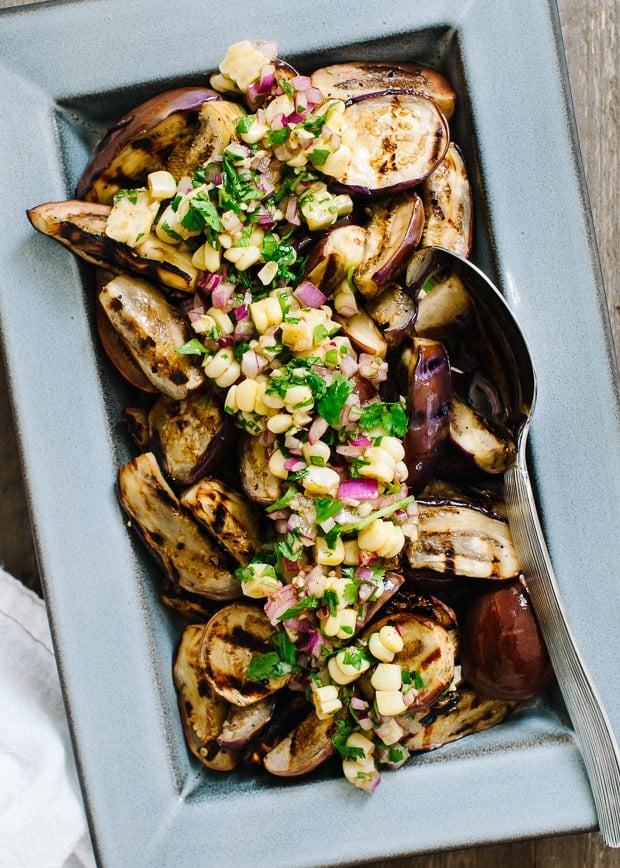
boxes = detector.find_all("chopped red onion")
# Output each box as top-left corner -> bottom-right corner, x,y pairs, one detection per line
211,279 -> 234,309
349,433 -> 371,448
284,457 -> 306,472
338,478 -> 379,502
307,415 -> 329,444
293,280 -> 326,309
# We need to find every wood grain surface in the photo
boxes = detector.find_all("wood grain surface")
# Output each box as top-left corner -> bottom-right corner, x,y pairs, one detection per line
0,1 -> 617,865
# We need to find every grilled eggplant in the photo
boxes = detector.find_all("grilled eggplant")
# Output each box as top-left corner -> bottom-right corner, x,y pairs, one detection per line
99,275 -> 205,400
238,431 -> 283,505
333,92 -> 449,195
333,308 -> 388,357
217,696 -> 276,749
117,452 -> 241,601
303,224 -> 366,296
353,192 -> 424,299
199,603 -> 291,706
310,61 -> 456,119
420,143 -> 473,257
76,87 -> 239,204
449,394 -> 516,475
181,476 -> 263,566
262,709 -> 341,777
148,389 -> 233,484
400,336 -> 452,493
27,200 -> 198,295
404,498 -> 521,579
173,623 -> 241,771
365,282 -> 417,348
398,685 -> 515,751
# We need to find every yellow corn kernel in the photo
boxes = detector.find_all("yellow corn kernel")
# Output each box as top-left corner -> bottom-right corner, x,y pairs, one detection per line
106,190 -> 159,247
250,297 -> 283,334
224,384 -> 238,413
357,446 -> 396,483
240,564 -> 282,599
376,524 -> 405,559
322,145 -> 353,180
192,241 -> 221,273
267,449 -> 289,480
204,348 -> 235,380
291,410 -> 313,428
266,413 -> 294,434
342,539 -> 360,566
336,607 -> 357,640
207,306 -> 234,336
302,440 -> 331,466
357,518 -> 390,554
147,170 -> 177,200
333,281 -> 359,317
328,654 -> 361,685
370,663 -> 403,692
284,384 -> 314,412
346,731 -> 374,756
315,536 -> 345,567
261,389 -> 286,410
368,630 -> 396,663
313,684 -> 342,720
224,245 -> 262,271
375,689 -> 407,717
302,466 -> 340,497
257,260 -> 279,285
378,436 -> 406,463
239,116 -> 270,145
214,359 -> 241,389
280,319 -> 314,352
191,314 -> 217,336
321,611 -> 344,638
234,378 -> 259,413
378,625 -> 404,655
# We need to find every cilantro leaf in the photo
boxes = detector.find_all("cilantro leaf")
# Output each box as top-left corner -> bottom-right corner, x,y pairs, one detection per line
317,376 -> 353,427
358,401 -> 408,438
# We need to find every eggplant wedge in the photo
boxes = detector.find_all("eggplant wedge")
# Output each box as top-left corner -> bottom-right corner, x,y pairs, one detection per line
398,685 -> 515,751
99,275 -> 205,400
200,603 -> 291,706
180,476 -> 263,566
404,499 -> 521,579
449,394 -> 516,475
353,192 -> 424,299
365,282 -> 417,348
148,389 -> 234,484
303,224 -> 367,296
333,308 -> 388,357
400,336 -> 452,493
76,87 -> 234,203
310,61 -> 456,120
361,612 -> 455,712
238,431 -> 283,506
217,696 -> 276,749
117,452 -> 241,601
173,623 -> 241,771
333,93 -> 449,195
420,143 -> 473,257
97,303 -> 159,394
262,709 -> 341,777
27,200 -> 199,295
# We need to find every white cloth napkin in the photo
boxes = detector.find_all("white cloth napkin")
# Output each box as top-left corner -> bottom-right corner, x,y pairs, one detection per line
0,567 -> 96,868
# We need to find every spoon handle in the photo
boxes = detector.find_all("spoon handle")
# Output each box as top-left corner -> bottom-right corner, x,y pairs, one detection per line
505,461 -> 620,847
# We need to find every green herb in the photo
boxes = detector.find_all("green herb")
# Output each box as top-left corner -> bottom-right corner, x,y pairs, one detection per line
387,745 -> 405,763
113,188 -> 142,205
265,486 -> 297,513
267,127 -> 290,145
246,629 -> 297,682
277,595 -> 320,621
181,190 -> 223,234
332,719 -> 366,761
341,644 -> 371,670
358,401 -> 408,438
159,221 -> 183,241
315,497 -> 344,525
323,588 -> 339,616
175,338 -> 208,357
316,376 -> 353,427
338,495 -> 415,535
308,148 -> 330,167
312,323 -> 329,345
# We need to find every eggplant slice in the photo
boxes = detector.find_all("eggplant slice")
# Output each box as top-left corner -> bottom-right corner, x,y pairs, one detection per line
148,389 -> 234,485
263,709 -> 341,777
199,603 -> 292,707
420,143 -> 473,258
449,394 -> 516,475
99,274 -> 205,400
173,623 -> 241,771
27,200 -> 199,295
117,452 -> 241,601
404,498 -> 521,579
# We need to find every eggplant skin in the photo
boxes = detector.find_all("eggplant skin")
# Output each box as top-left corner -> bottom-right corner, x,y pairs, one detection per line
460,579 -> 554,700
117,451 -> 241,601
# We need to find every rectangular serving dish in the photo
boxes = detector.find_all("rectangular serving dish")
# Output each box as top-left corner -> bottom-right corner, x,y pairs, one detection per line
1,1 -> 619,864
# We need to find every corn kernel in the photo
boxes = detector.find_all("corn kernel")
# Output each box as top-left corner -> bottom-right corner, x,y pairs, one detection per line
368,630 -> 396,663
302,466 -> 340,497
378,625 -> 404,655
375,689 -> 407,717
342,539 -> 360,566
283,384 -> 313,412
370,663 -> 403,692
204,348 -> 234,380
280,319 -> 314,352
235,378 -> 259,413
314,535 -> 345,566
268,449 -> 289,480
346,732 -> 374,756
336,607 -> 357,640
357,447 -> 396,484
379,436 -> 406,463
192,241 -> 222,273
207,306 -> 234,336
357,518 -> 389,554
147,170 -> 178,200
266,413 -> 294,434
250,297 -> 283,334
224,244 -> 262,271
327,650 -> 370,685
302,440 -> 331,465
240,564 -> 282,599
376,523 -> 405,559
322,611 -> 343,638
313,684 -> 343,720
215,359 -> 241,389
224,384 -> 238,413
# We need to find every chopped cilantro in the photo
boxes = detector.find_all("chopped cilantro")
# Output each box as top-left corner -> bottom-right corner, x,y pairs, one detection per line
175,338 -> 208,356
278,595 -> 320,621
332,719 -> 366,761
358,401 -> 408,438
315,497 -> 343,524
316,376 -> 353,427
246,629 -> 297,682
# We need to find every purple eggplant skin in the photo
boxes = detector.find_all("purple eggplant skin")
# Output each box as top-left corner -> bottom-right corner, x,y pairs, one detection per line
333,92 -> 449,196
460,578 -> 555,701
354,192 -> 425,299
310,61 -> 457,120
365,282 -> 417,348
401,337 -> 452,494
420,143 -> 473,258
76,86 -> 223,204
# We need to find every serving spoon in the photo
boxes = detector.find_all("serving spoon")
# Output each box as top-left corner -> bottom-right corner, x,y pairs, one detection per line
406,246 -> 620,847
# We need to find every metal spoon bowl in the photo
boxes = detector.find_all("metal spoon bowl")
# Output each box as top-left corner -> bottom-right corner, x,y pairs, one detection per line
406,246 -> 620,847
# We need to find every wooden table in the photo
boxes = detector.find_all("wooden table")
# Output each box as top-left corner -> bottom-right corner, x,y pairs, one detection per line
0,1 -> 617,865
